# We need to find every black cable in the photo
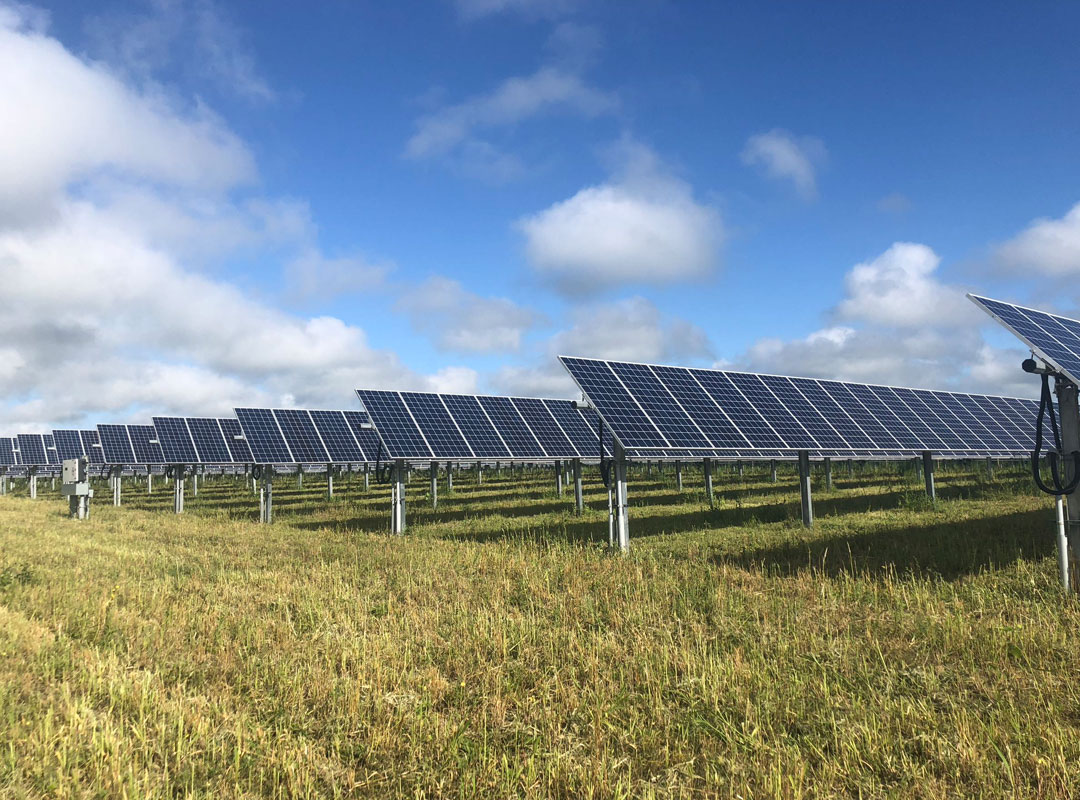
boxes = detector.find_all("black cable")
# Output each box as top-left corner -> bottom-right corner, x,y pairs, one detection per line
1032,373 -> 1080,495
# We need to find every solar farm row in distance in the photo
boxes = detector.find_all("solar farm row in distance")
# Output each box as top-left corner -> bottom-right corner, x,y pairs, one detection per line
234,408 -> 379,464
150,417 -> 253,464
970,294 -> 1080,387
559,356 -> 1039,459
97,424 -> 165,465
355,390 -> 612,461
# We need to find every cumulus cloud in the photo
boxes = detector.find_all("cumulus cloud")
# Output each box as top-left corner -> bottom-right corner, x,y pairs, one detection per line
516,139 -> 722,294
741,128 -> 826,200
733,242 -> 1034,396
0,5 -> 456,434
994,202 -> 1080,276
836,242 -> 980,328
396,277 -> 545,353
284,249 -> 392,302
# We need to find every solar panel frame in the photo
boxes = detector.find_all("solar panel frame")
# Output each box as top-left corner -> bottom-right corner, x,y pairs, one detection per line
970,294 -> 1080,384
354,393 -> 433,459
343,411 -> 380,462
0,437 -> 15,466
218,418 -> 254,463
272,409 -> 330,463
186,417 -> 234,464
309,410 -> 366,463
80,430 -> 104,464
43,434 -> 59,465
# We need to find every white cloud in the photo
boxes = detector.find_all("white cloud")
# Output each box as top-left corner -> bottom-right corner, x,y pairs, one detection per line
284,249 -> 392,302
405,66 -> 617,176
835,242 -> 979,328
733,242 -> 1034,397
396,277 -> 545,353
741,128 -> 826,200
994,202 -> 1080,276
516,140 -> 722,294
0,5 -> 461,434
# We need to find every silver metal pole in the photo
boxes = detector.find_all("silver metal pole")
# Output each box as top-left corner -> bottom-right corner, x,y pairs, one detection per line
703,458 -> 714,508
1056,380 -> 1080,591
798,451 -> 813,528
613,444 -> 629,552
1056,495 -> 1070,592
392,459 -> 406,535
573,458 -> 583,514
555,460 -> 564,497
770,460 -> 777,483
675,460 -> 683,492
430,463 -> 438,510
824,457 -> 832,492
922,451 -> 935,501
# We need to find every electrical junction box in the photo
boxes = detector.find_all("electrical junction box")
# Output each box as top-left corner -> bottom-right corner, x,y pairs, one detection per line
61,458 -> 92,496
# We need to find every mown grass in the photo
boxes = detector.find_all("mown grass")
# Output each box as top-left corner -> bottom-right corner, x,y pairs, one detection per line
1,462 -> 1078,798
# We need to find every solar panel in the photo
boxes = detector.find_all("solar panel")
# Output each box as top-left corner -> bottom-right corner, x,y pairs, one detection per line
152,417 -> 199,463
310,410 -> 366,462
234,408 -> 293,463
128,424 -> 165,463
273,409 -> 330,462
97,424 -> 136,464
186,418 -> 233,463
970,294 -> 1080,385
80,430 -> 104,464
219,418 -> 253,463
52,430 -> 85,461
0,437 -> 15,466
356,390 -> 612,461
16,434 -> 48,466
343,411 -> 381,461
559,356 -> 1038,459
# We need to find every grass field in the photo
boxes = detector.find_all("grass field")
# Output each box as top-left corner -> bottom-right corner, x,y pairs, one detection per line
1,462 -> 1078,798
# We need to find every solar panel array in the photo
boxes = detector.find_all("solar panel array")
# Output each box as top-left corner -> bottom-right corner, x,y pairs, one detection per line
559,356 -> 1038,459
355,390 -> 612,461
234,408 -> 377,464
80,430 -> 104,464
95,424 -> 166,464
0,437 -> 15,466
16,434 -> 49,466
970,294 -> 1080,386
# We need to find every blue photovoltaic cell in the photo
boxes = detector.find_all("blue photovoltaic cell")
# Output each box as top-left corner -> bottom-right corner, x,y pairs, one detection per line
650,366 -> 750,449
608,361 -> 710,448
128,425 -> 165,463
560,357 -> 667,448
17,434 -> 48,465
343,411 -> 379,461
218,418 -> 253,463
309,410 -> 365,463
186,418 -> 233,463
52,430 -> 85,460
759,375 -> 848,449
690,370 -> 785,449
98,424 -> 136,464
510,397 -> 577,457
726,373 -> 817,448
560,356 -> 1038,458
971,295 -> 1080,383
355,392 -> 432,458
152,417 -> 199,463
476,395 -> 546,457
544,400 -> 610,458
400,393 -> 473,458
440,395 -> 511,458
80,430 -> 104,464
44,435 -> 59,465
235,408 -> 294,463
0,438 -> 15,466
272,410 -> 328,463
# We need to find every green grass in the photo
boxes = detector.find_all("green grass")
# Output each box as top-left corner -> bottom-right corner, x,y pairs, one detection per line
1,463 -> 1078,798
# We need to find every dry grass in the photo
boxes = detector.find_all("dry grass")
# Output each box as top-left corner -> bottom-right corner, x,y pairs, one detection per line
0,462 -> 1077,798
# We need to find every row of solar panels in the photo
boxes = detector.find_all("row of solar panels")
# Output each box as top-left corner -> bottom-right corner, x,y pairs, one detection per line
0,409 -> 382,467
356,369 -> 1042,462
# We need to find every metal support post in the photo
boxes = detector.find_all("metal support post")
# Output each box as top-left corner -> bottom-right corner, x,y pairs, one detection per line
737,460 -> 744,479
327,465 -> 335,499
260,472 -> 273,524
770,460 -> 777,483
147,471 -> 153,494
112,467 -> 122,507
847,459 -> 853,478
430,463 -> 438,510
297,469 -> 303,490
446,462 -> 453,493
173,469 -> 185,514
573,458 -> 583,514
613,445 -> 630,552
675,460 -> 683,492
363,465 -> 370,492
29,471 -> 37,499
477,463 -> 483,484
703,457 -> 714,508
1056,380 -> 1080,591
922,451 -> 935,501
0,471 -> 6,495
192,470 -> 198,497
392,460 -> 406,535
555,460 -> 564,496
985,456 -> 994,480
1056,496 -> 1070,593
798,451 -> 813,528
824,457 -> 832,491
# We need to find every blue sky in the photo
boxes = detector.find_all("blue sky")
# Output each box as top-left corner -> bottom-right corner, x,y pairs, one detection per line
2,0 -> 1079,432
